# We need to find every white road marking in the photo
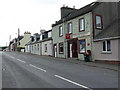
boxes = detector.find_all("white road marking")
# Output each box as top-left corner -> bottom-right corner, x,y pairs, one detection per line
29,64 -> 46,72
54,75 -> 93,90
5,54 -> 26,64
5,54 -> 14,59
10,56 -> 15,59
16,59 -> 26,63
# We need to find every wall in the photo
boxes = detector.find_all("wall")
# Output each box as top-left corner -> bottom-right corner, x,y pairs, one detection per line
52,12 -> 93,59
93,39 -> 119,61
52,22 -> 67,58
19,33 -> 31,48
41,40 -> 53,56
93,2 -> 118,37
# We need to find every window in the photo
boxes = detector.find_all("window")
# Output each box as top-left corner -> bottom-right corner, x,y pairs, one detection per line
59,26 -> 63,36
79,18 -> 85,31
35,45 -> 36,51
45,44 -> 47,52
59,43 -> 64,54
79,40 -> 86,53
95,15 -> 103,29
68,22 -> 72,34
32,46 -> 33,51
103,40 -> 111,52
37,44 -> 39,50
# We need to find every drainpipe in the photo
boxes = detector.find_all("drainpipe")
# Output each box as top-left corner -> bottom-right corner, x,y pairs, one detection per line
63,18 -> 67,59
91,12 -> 95,62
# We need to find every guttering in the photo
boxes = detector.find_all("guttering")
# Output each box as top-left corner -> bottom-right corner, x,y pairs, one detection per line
93,36 -> 120,42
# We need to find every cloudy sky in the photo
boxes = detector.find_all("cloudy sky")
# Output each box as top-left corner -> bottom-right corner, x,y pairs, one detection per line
0,0 -> 97,46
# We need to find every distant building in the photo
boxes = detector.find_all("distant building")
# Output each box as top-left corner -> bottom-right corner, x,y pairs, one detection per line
25,30 -> 53,56
17,31 -> 31,52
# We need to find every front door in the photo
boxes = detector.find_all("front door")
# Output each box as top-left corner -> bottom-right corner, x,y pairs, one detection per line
54,44 -> 57,57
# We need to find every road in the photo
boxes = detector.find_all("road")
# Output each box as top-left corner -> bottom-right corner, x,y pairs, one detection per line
2,51 -> 118,89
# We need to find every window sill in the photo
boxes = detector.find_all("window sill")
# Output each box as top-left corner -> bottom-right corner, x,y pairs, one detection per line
59,35 -> 63,37
79,30 -> 85,32
79,52 -> 86,54
68,32 -> 72,34
96,27 -> 103,30
59,52 -> 64,54
101,51 -> 112,54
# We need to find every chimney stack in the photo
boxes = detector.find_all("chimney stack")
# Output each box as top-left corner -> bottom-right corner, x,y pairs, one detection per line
60,5 -> 77,19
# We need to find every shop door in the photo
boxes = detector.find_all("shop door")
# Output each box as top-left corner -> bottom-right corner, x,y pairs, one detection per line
70,44 -> 72,58
72,38 -> 78,58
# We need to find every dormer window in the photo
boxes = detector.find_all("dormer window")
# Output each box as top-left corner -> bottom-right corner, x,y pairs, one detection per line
59,26 -> 63,37
95,15 -> 103,29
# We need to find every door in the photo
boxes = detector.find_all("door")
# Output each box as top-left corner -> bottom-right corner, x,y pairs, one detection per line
70,44 -> 72,58
54,44 -> 57,57
49,43 -> 52,56
72,38 -> 78,58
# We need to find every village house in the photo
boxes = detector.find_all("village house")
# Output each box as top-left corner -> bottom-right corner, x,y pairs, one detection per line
93,2 -> 120,63
9,36 -> 23,51
29,33 -> 40,55
25,29 -> 53,56
52,2 -> 119,62
17,31 -> 31,52
52,2 -> 100,61
40,30 -> 53,56
9,39 -> 16,51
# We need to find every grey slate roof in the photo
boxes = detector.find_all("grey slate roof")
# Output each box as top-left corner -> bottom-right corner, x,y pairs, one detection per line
52,2 -> 100,27
94,19 -> 120,40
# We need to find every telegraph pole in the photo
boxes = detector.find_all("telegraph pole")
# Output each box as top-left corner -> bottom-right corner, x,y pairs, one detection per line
18,28 -> 20,37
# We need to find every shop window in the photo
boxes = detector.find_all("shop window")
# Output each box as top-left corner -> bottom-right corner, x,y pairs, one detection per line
79,40 -> 86,53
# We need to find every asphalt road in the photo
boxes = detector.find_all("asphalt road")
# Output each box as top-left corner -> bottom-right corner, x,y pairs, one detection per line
2,51 -> 118,89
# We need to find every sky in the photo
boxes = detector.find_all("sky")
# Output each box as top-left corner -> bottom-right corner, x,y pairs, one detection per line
0,0 -> 98,46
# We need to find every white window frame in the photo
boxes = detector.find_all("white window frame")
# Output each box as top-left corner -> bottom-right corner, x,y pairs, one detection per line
68,22 -> 72,34
95,15 -> 102,29
79,18 -> 85,31
45,44 -> 47,52
59,26 -> 63,36
102,40 -> 111,53
37,44 -> 39,51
